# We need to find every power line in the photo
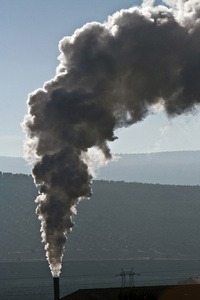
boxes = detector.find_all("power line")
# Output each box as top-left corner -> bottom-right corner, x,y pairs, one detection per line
0,267 -> 200,281
0,275 -> 198,290
141,268 -> 200,274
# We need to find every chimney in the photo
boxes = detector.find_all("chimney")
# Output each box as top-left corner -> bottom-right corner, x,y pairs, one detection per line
53,277 -> 60,300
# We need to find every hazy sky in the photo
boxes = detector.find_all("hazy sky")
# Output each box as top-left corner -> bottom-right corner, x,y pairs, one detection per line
1,0 -> 200,157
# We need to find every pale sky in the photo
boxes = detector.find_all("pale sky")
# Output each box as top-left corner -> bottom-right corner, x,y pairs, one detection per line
1,0 -> 200,157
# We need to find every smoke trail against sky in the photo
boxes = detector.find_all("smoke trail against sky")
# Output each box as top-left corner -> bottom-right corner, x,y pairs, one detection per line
23,0 -> 200,276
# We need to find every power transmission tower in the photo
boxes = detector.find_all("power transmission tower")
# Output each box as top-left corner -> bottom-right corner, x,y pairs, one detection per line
115,268 -> 140,287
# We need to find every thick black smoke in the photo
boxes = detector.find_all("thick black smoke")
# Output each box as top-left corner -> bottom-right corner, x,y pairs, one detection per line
23,0 -> 200,276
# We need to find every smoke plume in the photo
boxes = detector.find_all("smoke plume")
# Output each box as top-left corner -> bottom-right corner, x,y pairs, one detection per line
23,0 -> 200,276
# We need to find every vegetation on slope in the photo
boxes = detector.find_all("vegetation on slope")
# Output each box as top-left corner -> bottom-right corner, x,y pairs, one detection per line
1,173 -> 200,261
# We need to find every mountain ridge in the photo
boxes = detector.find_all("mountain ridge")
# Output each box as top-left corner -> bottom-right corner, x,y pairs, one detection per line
1,150 -> 200,185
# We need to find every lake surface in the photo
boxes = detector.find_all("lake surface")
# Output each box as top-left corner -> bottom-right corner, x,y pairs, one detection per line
0,259 -> 200,299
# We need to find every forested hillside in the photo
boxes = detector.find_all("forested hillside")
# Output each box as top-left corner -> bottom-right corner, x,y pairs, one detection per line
1,173 -> 200,262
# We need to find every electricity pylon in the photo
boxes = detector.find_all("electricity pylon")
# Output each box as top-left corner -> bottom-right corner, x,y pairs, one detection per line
115,267 -> 140,287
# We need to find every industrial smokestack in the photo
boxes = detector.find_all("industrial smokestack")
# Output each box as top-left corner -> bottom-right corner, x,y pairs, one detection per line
53,277 -> 60,300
